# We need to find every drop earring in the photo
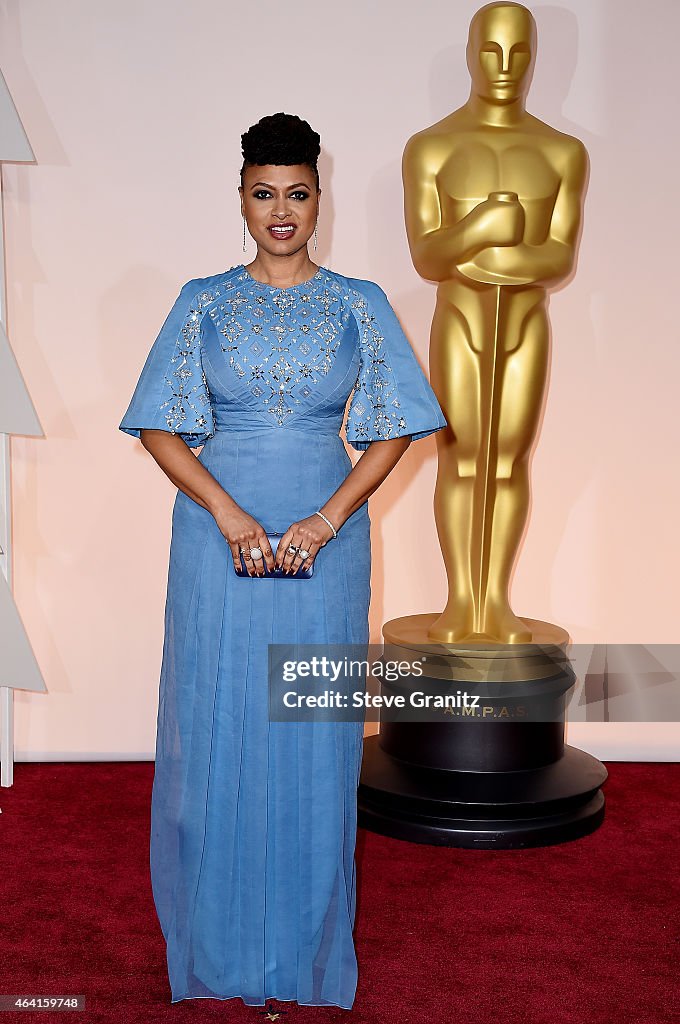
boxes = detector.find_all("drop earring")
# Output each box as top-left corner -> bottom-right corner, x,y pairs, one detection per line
314,222 -> 318,252
242,216 -> 247,253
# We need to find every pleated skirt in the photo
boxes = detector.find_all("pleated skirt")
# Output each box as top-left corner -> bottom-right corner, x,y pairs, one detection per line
150,428 -> 370,1008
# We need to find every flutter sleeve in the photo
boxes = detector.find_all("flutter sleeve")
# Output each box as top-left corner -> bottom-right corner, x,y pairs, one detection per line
343,278 -> 448,451
118,279 -> 215,449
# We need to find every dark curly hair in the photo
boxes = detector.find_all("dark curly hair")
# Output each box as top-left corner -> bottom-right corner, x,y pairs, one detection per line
240,112 -> 321,190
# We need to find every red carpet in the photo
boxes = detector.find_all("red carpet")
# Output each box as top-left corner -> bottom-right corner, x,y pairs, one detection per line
1,761 -> 677,1023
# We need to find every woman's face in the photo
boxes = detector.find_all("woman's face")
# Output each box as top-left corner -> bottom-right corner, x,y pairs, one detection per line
240,163 -> 320,259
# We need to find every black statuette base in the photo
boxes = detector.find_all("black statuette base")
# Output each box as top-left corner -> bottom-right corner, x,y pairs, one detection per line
358,735 -> 608,850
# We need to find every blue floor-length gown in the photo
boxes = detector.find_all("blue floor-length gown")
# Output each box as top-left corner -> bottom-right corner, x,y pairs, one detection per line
119,263 -> 447,1008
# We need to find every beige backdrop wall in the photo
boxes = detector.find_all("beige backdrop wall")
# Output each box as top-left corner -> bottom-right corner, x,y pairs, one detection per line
1,0 -> 678,760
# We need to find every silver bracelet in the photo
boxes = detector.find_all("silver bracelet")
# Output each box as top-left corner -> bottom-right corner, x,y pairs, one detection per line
314,509 -> 337,539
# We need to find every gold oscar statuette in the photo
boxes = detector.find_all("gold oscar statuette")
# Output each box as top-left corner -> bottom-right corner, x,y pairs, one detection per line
402,0 -> 588,649
356,2 -> 607,849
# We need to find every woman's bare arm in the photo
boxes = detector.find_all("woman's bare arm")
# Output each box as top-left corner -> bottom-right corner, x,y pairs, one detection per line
322,436 -> 412,529
139,428 -> 276,574
139,429 -> 234,515
274,436 -> 414,574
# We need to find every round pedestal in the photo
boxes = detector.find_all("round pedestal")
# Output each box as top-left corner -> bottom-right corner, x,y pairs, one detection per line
356,613 -> 608,849
358,736 -> 607,849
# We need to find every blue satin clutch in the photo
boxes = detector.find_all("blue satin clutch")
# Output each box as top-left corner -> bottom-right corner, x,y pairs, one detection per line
235,532 -> 314,579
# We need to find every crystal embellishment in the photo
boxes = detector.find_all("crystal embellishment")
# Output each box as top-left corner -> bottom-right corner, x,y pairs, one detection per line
159,285 -> 224,443
207,268 -> 352,427
342,286 -> 407,445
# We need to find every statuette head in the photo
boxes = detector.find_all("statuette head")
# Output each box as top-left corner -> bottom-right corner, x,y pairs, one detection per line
466,2 -> 536,104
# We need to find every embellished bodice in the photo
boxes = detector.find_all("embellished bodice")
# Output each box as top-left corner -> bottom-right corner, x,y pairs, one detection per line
203,266 -> 357,432
119,264 -> 448,453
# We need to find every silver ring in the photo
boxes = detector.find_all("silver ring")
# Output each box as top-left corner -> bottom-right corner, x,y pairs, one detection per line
287,544 -> 299,555
299,548 -> 310,560
250,547 -> 263,560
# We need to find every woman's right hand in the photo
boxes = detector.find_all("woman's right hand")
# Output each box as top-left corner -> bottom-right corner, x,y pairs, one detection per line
211,501 -> 276,576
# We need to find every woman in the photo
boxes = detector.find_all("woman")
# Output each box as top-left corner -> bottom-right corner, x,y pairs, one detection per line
119,111 -> 447,1010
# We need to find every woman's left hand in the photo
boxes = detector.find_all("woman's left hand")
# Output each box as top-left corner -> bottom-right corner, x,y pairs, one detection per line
275,515 -> 335,574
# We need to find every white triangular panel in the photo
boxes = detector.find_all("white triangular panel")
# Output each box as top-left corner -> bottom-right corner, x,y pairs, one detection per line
0,572 -> 46,693
0,322 -> 42,436
0,69 -> 34,163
